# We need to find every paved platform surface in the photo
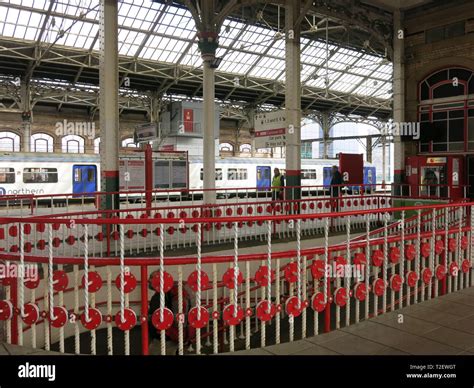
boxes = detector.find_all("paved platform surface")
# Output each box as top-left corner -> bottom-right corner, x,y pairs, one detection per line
230,286 -> 474,355
0,343 -> 66,356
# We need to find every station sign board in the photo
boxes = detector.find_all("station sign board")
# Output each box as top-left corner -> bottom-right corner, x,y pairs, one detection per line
134,123 -> 158,143
254,110 -> 286,148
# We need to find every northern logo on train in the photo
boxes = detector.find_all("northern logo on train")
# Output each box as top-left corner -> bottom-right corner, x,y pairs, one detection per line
0,187 -> 5,196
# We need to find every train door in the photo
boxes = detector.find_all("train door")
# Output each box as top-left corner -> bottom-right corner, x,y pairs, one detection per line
467,156 -> 474,198
256,166 -> 271,190
73,165 -> 97,194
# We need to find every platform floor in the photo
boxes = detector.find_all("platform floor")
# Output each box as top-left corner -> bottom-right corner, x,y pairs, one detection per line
0,343 -> 66,356
230,286 -> 474,355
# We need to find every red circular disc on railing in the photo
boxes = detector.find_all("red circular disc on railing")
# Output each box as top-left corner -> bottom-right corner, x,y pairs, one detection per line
308,202 -> 314,210
462,259 -> 471,273
191,224 -> 198,233
154,227 -> 161,236
461,236 -> 468,250
226,208 -> 233,216
334,287 -> 348,307
52,223 -> 61,231
24,242 -> 32,253
50,306 -> 68,328
115,273 -> 137,293
266,205 -> 273,213
192,210 -> 199,218
422,268 -> 432,284
449,262 -> 459,277
187,270 -> 210,292
115,308 -> 137,331
52,237 -> 61,248
435,240 -> 444,255
256,300 -> 276,322
81,272 -> 103,293
111,231 -> 120,241
95,232 -> 104,242
389,247 -> 401,264
53,270 -> 69,292
302,203 -> 307,211
167,212 -> 174,219
167,226 -> 175,235
215,209 -> 223,217
151,271 -> 173,293
360,199 -> 365,206
236,207 -> 243,215
353,252 -> 366,266
23,224 -> 31,235
284,204 -> 290,212
22,303 -> 39,325
36,240 -> 46,250
65,235 -> 75,245
275,205 -> 281,212
448,238 -> 456,253
0,300 -> 13,320
285,296 -> 303,317
371,250 -> 384,267
237,221 -> 243,229
247,220 -> 254,227
222,304 -> 244,326
381,199 -> 386,205
257,220 -> 264,226
354,283 -> 367,301
346,200 -> 352,208
8,226 -> 17,237
311,292 -> 326,312
180,226 -> 187,234
421,242 -> 430,258
335,256 -> 347,268
126,229 -> 134,239
179,211 -> 187,219
317,202 -> 323,209
24,276 -> 40,289
222,268 -> 243,289
354,200 -> 359,207
226,222 -> 233,229
154,213 -> 162,219
126,214 -> 134,219
284,262 -> 299,283
215,222 -> 222,230
247,207 -> 253,215
140,213 -> 148,219
81,307 -> 102,330
366,199 -> 371,206
141,228 -> 148,237
152,308 -> 174,331
372,278 -> 386,296
435,264 -> 447,280
390,274 -> 403,292
257,206 -> 263,214
407,271 -> 418,287
36,223 -> 45,233
254,265 -> 275,287
188,306 -> 209,329
10,245 -> 18,253
310,260 -> 325,280
405,244 -> 416,261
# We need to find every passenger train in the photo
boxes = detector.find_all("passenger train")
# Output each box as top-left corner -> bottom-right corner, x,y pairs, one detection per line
0,152 -> 376,198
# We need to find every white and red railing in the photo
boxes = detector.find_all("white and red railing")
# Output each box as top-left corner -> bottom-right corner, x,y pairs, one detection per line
0,193 -> 472,355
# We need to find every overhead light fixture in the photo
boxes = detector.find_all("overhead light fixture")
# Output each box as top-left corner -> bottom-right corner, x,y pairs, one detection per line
210,57 -> 223,69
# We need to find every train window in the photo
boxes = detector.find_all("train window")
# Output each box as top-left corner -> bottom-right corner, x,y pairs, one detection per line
0,168 -> 15,183
74,168 -> 82,183
301,169 -> 317,180
200,168 -> 223,181
23,168 -> 58,183
87,168 -> 95,182
228,168 -> 247,180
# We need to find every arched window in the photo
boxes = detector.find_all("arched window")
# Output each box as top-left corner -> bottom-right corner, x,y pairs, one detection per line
239,143 -> 251,153
121,137 -> 137,148
31,133 -> 54,152
0,131 -> 20,152
418,67 -> 474,153
62,135 -> 85,153
94,138 -> 100,154
256,148 -> 271,154
219,142 -> 234,152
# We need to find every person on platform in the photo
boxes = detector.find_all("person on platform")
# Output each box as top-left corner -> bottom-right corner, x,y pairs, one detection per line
330,165 -> 343,211
271,168 -> 285,201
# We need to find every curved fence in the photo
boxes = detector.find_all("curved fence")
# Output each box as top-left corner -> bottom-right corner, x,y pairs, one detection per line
0,190 -> 472,355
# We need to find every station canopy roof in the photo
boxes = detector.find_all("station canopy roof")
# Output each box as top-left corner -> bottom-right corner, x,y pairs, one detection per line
0,0 -> 393,118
